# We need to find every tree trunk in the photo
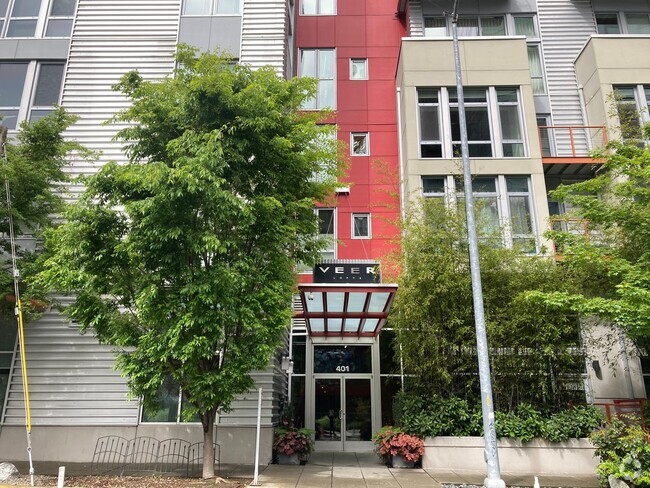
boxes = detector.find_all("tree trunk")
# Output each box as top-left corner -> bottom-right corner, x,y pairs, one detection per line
202,409 -> 216,479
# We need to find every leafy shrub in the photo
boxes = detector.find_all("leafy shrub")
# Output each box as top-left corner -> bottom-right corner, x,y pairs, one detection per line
372,426 -> 425,463
395,392 -> 603,442
274,421 -> 314,459
590,416 -> 650,487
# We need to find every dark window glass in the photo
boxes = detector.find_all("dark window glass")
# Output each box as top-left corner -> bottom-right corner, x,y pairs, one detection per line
45,18 -> 73,36
595,13 -> 620,34
379,329 -> 398,374
50,0 -> 76,16
318,209 -> 334,235
11,0 -> 41,16
422,177 -> 445,194
33,64 -> 64,105
380,376 -> 401,426
141,376 -> 179,422
0,62 -> 28,106
6,19 -> 37,36
290,376 -> 305,428
421,144 -> 442,158
313,345 -> 371,373
0,0 -> 9,17
291,335 -> 306,374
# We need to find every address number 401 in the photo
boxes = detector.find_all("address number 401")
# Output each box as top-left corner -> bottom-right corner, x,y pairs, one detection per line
335,366 -> 350,372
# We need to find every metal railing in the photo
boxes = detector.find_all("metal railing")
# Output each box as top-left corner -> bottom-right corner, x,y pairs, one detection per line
538,125 -> 608,158
592,399 -> 648,424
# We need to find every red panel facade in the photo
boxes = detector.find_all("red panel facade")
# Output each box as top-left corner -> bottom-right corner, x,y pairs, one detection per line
295,0 -> 406,279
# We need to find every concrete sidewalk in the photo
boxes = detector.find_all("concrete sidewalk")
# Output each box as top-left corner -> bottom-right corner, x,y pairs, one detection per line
7,451 -> 600,487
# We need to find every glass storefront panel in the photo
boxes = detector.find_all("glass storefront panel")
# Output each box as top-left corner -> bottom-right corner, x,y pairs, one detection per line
314,345 -> 371,374
345,378 -> 372,441
314,378 -> 341,441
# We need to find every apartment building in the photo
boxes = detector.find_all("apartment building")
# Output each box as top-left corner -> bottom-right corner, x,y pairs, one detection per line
0,0 -> 649,465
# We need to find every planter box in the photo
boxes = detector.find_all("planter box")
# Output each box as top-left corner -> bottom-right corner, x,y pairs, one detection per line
277,453 -> 301,465
391,454 -> 415,469
423,437 -> 598,476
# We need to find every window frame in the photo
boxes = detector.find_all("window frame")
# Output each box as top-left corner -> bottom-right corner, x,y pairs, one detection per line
300,0 -> 336,16
421,174 -> 539,253
351,213 -> 371,239
29,61 -> 65,122
182,0 -> 241,16
350,132 -> 369,156
349,58 -> 368,81
613,84 -> 650,140
417,86 -> 527,160
595,11 -> 650,34
0,61 -> 30,130
44,0 -> 76,37
298,48 -> 336,110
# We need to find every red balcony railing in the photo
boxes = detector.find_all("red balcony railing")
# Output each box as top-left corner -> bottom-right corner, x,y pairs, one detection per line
539,125 -> 608,163
593,399 -> 648,425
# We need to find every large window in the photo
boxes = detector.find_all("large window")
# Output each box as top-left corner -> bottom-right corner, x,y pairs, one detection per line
418,86 -> 526,159
595,12 -> 650,34
45,0 -> 75,36
424,15 -> 505,36
0,61 -> 65,130
300,0 -> 335,15
316,208 -> 336,261
0,62 -> 29,130
613,85 -> 650,140
1,0 -> 77,38
183,0 -> 240,15
141,375 -> 200,423
422,175 -> 538,252
29,62 -> 64,121
298,49 -> 335,109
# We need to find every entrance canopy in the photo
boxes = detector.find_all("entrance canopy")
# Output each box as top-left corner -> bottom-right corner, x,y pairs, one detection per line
295,284 -> 398,337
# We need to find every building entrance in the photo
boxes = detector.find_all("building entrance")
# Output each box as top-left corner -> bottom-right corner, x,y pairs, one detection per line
313,376 -> 372,451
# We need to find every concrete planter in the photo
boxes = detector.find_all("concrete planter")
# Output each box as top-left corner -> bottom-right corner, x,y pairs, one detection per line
423,437 -> 598,476
277,453 -> 301,465
391,454 -> 415,468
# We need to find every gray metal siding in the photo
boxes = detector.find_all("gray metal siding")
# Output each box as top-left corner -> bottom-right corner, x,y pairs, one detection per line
3,299 -> 139,426
240,0 -> 287,73
537,0 -> 596,155
407,0 -> 424,37
60,0 -> 181,198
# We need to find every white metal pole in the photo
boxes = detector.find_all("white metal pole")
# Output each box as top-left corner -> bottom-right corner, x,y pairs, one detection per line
251,387 -> 263,486
450,2 -> 505,487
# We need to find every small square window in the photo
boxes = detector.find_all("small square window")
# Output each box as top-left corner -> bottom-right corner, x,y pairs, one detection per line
352,213 -> 370,238
350,59 -> 367,80
351,132 -> 368,156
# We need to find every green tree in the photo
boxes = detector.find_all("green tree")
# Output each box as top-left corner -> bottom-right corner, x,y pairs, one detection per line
39,48 -> 341,478
529,125 -> 650,351
0,108 -> 83,311
390,199 -> 585,411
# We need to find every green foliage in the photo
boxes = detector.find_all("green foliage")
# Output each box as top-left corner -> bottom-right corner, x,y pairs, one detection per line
0,108 -> 87,310
391,198 -> 585,411
591,417 -> 650,487
395,392 -> 603,442
536,124 -> 650,348
39,47 -> 342,443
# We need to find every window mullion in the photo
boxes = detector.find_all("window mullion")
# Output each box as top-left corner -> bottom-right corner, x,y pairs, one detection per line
34,0 -> 49,36
488,87 -> 500,158
496,175 -> 512,248
441,87 -> 452,158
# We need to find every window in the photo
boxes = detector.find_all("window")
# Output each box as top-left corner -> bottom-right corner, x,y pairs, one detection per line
0,62 -> 28,130
183,0 -> 240,15
300,0 -> 335,15
424,16 -> 447,37
422,175 -> 538,252
595,12 -> 650,34
351,132 -> 368,156
316,208 -> 336,261
5,0 -> 41,37
526,45 -> 545,95
30,62 -> 64,121
141,375 -> 199,423
0,0 -> 9,34
299,49 -> 335,109
513,15 -> 537,37
350,58 -> 367,80
595,13 -> 620,34
352,213 -> 370,238
45,0 -> 76,37
625,13 -> 650,34
614,85 -> 650,140
418,86 -> 526,159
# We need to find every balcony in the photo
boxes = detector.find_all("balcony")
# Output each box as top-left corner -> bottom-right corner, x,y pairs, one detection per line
538,125 -> 608,165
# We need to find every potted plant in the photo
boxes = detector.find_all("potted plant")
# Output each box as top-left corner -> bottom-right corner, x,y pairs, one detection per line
274,420 -> 314,465
372,426 -> 424,468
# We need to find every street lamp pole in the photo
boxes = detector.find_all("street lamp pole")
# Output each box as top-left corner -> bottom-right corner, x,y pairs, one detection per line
449,2 -> 505,487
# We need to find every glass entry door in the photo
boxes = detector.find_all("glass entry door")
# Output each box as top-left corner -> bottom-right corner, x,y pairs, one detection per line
314,376 -> 372,451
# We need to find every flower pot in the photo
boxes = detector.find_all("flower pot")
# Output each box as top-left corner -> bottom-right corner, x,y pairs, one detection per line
391,454 -> 415,468
277,453 -> 301,465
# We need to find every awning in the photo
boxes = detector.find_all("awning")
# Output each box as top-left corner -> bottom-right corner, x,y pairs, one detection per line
295,283 -> 398,337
